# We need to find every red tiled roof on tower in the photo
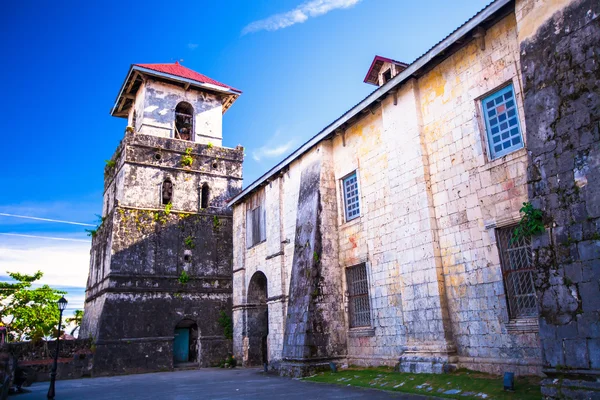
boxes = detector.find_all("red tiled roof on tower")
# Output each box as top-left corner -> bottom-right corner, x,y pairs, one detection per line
135,61 -> 241,93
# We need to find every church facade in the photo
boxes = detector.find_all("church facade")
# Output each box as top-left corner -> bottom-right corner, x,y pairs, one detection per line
229,1 -> 600,397
80,62 -> 243,374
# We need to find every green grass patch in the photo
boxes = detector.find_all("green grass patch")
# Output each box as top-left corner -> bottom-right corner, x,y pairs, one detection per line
303,367 -> 540,400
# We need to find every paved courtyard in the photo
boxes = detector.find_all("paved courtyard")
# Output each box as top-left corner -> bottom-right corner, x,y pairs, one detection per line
18,368 -> 429,399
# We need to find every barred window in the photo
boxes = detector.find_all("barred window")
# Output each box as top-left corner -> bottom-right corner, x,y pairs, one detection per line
343,172 -> 360,222
496,225 -> 538,319
482,84 -> 524,159
346,264 -> 371,328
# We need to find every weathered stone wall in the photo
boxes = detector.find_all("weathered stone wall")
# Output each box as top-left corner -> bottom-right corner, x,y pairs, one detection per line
417,12 -> 540,375
517,0 -> 600,397
1,339 -> 93,383
232,3 -> 545,377
132,79 -> 224,146
82,131 -> 242,375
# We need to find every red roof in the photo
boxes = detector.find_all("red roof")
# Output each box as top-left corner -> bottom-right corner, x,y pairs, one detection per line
135,62 -> 241,93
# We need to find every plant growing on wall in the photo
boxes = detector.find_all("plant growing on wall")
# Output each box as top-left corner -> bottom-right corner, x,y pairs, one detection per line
164,202 -> 173,216
184,235 -> 195,249
207,142 -> 214,149
217,310 -> 233,340
181,148 -> 194,167
512,202 -> 545,243
213,215 -> 221,230
85,214 -> 106,237
178,270 -> 190,285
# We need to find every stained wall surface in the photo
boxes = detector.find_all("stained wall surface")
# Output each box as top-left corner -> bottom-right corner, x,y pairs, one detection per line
517,0 -> 600,397
81,130 -> 243,375
232,1 -> 551,376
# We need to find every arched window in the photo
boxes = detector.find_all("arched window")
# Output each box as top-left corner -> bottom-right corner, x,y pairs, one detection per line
200,183 -> 210,209
162,178 -> 173,205
175,102 -> 194,141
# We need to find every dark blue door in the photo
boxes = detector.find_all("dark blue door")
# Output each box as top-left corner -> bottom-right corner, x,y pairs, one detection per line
173,328 -> 189,363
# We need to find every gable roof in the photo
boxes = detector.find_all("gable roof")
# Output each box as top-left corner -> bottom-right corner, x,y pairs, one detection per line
363,56 -> 409,86
111,62 -> 241,117
135,62 -> 241,93
228,0 -> 513,207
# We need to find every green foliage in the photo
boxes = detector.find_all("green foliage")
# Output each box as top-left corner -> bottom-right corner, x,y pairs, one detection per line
213,215 -> 221,230
313,251 -> 320,263
85,214 -> 106,237
207,142 -> 214,149
184,235 -> 195,249
178,270 -> 189,285
0,271 -> 66,342
104,159 -> 116,168
181,148 -> 194,167
164,202 -> 173,216
218,354 -> 237,368
218,310 -> 233,340
512,202 -> 545,244
65,309 -> 84,335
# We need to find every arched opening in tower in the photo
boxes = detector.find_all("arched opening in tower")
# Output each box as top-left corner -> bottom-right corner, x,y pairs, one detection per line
175,102 -> 194,141
246,271 -> 269,367
161,178 -> 173,205
201,183 -> 210,209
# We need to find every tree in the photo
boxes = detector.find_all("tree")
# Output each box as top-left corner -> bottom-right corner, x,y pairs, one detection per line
65,309 -> 84,335
0,271 -> 66,342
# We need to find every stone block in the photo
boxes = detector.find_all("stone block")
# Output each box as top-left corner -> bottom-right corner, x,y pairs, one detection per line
564,339 -> 589,369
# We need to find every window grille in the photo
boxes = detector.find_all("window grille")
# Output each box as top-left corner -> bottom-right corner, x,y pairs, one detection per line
343,172 -> 360,222
482,84 -> 524,159
346,264 -> 371,328
496,225 -> 538,319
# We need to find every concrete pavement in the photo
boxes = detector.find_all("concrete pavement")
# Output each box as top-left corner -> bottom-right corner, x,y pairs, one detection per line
17,368 -> 432,399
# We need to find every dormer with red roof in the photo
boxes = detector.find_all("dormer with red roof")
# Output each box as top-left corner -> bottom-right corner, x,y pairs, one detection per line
364,56 -> 408,87
111,62 -> 241,146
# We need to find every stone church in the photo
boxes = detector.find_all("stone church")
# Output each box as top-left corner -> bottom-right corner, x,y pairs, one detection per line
229,0 -> 599,397
80,62 -> 244,374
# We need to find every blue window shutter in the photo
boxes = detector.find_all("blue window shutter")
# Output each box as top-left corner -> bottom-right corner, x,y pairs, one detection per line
482,84 -> 524,159
343,172 -> 360,221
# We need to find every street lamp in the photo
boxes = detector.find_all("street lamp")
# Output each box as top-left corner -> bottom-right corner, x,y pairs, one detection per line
47,296 -> 67,399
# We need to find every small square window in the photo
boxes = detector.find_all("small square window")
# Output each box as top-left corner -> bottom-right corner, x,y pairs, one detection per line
342,172 -> 360,222
482,84 -> 524,159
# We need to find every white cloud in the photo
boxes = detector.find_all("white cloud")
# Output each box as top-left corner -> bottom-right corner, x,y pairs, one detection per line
0,236 -> 90,289
242,0 -> 362,35
252,130 -> 297,162
188,43 -> 199,50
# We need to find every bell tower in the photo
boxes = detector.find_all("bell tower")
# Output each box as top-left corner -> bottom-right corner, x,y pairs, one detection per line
80,62 -> 244,375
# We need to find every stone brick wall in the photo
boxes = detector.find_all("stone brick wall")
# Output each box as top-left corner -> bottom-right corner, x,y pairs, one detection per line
231,0 -> 596,378
82,131 -> 243,375
1,339 -> 93,383
517,0 -> 600,397
418,12 -> 540,375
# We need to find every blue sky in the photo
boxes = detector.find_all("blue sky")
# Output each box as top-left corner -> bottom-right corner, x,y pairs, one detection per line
0,0 -> 490,314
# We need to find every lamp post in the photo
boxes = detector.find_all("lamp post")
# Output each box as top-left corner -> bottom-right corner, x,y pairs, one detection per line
47,296 -> 67,399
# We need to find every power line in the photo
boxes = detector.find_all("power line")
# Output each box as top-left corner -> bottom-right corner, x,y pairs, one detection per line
0,233 -> 90,243
0,213 -> 96,227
